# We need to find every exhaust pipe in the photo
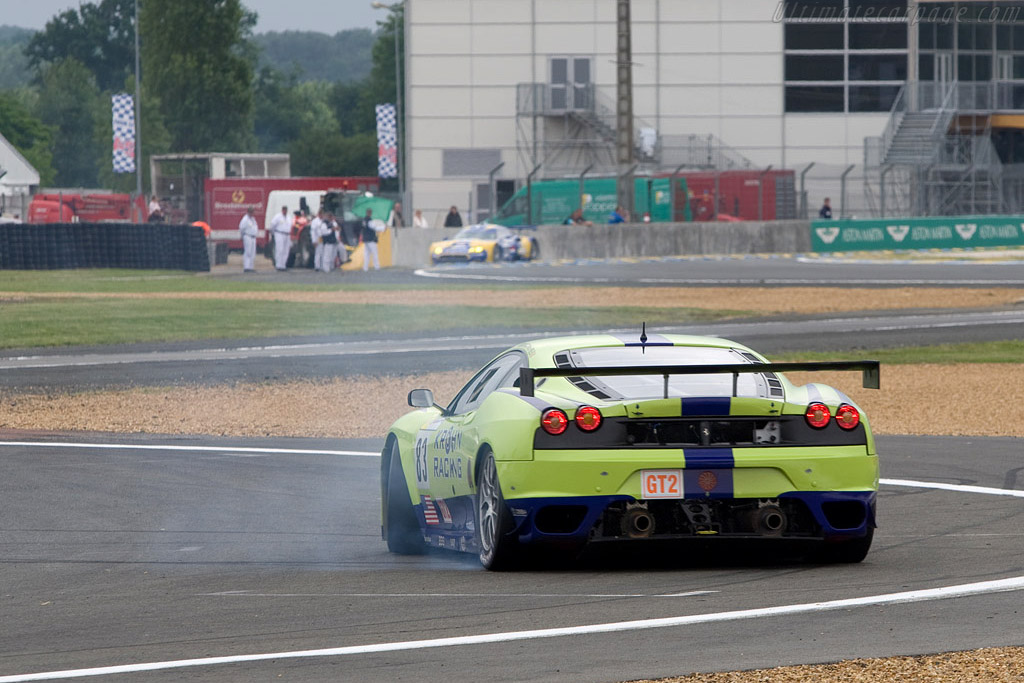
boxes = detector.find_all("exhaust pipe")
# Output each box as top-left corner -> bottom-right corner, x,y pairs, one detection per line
751,504 -> 787,537
622,509 -> 655,538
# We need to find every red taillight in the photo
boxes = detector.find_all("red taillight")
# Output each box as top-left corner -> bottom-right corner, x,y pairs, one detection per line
541,408 -> 569,435
835,404 -> 860,430
575,406 -> 602,432
805,402 -> 831,429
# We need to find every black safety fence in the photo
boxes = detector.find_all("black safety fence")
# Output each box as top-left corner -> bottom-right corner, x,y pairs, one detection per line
0,223 -> 211,272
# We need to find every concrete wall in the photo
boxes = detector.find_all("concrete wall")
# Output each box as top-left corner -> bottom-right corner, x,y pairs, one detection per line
390,220 -> 811,268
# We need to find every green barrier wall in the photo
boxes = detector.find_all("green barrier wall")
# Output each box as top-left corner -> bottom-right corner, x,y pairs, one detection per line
810,215 -> 1024,252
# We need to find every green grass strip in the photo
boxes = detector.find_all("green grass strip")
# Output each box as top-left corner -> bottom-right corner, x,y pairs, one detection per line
774,340 -> 1024,365
0,298 -> 740,348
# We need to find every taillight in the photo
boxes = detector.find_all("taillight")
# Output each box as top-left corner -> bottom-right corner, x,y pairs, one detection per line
835,404 -> 860,430
541,408 -> 569,435
575,406 -> 602,432
805,402 -> 831,429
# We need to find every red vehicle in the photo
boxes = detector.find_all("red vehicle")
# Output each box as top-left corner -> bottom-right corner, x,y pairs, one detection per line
27,192 -> 147,224
203,177 -> 379,250
673,170 -> 796,222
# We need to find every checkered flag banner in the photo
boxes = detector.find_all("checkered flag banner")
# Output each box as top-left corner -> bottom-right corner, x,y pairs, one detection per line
376,103 -> 397,179
111,93 -> 136,173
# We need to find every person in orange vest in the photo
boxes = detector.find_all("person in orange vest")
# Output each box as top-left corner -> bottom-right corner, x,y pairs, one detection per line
191,220 -> 211,238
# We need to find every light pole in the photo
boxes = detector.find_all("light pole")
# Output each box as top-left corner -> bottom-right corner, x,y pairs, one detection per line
371,1 -> 404,210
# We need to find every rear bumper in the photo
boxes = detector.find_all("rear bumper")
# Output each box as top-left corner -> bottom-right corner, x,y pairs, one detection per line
497,446 -> 878,544
505,491 -> 876,545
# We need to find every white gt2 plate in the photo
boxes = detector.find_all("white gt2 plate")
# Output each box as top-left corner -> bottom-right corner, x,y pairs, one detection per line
641,469 -> 684,499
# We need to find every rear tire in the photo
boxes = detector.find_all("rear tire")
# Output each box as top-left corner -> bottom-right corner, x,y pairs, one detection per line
476,450 -> 518,570
817,528 -> 873,564
384,441 -> 426,555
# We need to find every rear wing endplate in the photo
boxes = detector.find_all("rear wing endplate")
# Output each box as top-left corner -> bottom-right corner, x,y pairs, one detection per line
519,361 -> 880,399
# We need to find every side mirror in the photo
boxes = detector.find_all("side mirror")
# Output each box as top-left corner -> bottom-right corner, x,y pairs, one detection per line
408,389 -> 435,408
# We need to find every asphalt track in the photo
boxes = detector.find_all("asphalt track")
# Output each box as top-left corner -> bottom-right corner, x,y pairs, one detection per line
1,434 -> 1023,682
1,256 -> 1023,681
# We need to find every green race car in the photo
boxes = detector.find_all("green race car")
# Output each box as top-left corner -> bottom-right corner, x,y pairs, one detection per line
381,332 -> 880,570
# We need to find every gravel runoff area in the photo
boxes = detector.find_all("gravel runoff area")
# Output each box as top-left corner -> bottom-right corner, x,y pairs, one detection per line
3,285 -> 1024,682
2,364 -> 1024,439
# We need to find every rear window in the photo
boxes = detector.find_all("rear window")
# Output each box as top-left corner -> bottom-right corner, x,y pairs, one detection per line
564,346 -> 769,400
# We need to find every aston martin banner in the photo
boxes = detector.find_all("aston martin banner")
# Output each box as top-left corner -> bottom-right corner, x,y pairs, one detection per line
811,215 -> 1024,252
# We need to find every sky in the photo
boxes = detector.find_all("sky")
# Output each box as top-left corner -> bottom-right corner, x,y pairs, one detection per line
2,0 -> 382,34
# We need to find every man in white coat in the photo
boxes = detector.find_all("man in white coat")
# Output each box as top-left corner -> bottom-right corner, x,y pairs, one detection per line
309,209 -> 325,271
269,206 -> 292,271
238,206 -> 259,272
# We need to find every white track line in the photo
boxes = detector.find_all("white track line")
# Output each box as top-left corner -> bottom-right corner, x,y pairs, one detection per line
2,576 -> 1024,681
881,477 -> 1024,498
0,441 -> 377,457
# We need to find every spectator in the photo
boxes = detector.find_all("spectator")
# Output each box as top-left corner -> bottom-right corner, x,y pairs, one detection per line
361,208 -> 384,271
819,197 -> 833,219
444,205 -> 463,228
412,208 -> 429,228
321,212 -> 340,273
309,209 -> 325,271
147,196 -> 162,221
642,211 -> 651,223
564,208 -> 593,227
238,206 -> 258,272
609,206 -> 626,224
388,202 -> 404,228
269,205 -> 292,271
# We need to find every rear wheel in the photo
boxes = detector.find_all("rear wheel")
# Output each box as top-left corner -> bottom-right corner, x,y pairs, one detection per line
476,450 -> 518,570
384,441 -> 426,555
817,528 -> 873,564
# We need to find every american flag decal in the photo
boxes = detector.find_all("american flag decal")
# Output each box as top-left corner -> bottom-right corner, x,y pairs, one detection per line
422,495 -> 440,525
436,498 -> 452,524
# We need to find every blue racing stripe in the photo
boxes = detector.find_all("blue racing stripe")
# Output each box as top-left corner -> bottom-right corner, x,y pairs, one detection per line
680,397 -> 731,416
683,468 -> 734,499
684,448 -> 735,468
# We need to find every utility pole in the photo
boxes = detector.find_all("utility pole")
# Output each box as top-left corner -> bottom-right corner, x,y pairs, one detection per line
134,0 -> 143,218
615,0 -> 635,221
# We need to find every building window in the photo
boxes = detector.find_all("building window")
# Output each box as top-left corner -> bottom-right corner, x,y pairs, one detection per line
786,55 -> 844,81
783,0 -> 908,112
785,23 -> 844,50
785,86 -> 845,111
849,85 -> 901,111
549,56 -> 593,112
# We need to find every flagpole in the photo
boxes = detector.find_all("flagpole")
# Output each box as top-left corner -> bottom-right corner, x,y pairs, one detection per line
134,0 -> 143,220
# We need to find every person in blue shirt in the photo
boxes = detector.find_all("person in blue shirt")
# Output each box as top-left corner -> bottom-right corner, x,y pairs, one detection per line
609,206 -> 626,224
819,197 -> 833,219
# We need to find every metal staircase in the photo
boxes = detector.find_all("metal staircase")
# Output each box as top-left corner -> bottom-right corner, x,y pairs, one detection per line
883,111 -> 947,165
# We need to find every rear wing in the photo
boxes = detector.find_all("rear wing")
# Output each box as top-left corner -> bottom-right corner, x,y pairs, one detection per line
519,361 -> 880,399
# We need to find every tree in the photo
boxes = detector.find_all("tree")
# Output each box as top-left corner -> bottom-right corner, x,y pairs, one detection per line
288,131 -> 376,177
140,0 -> 257,152
0,90 -> 56,186
24,0 -> 135,92
35,58 -> 107,187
